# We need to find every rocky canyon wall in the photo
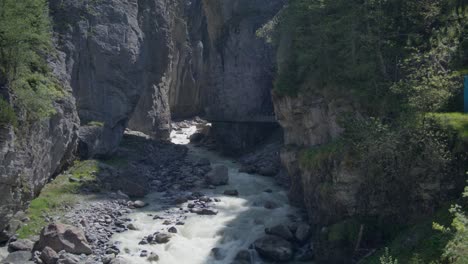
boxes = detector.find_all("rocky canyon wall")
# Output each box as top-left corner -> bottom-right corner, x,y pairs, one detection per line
0,54 -> 79,241
1,0 -> 286,238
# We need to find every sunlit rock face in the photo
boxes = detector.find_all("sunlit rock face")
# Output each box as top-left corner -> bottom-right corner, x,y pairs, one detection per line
49,0 -> 177,156
0,58 -> 79,241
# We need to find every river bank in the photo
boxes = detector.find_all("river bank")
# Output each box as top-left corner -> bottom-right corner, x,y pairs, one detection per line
0,120 -> 312,264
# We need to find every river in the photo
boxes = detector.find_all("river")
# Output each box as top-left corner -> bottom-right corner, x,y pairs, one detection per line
111,125 -> 300,264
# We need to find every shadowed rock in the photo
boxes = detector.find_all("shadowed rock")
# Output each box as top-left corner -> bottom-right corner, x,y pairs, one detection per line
254,235 -> 293,262
205,165 -> 229,186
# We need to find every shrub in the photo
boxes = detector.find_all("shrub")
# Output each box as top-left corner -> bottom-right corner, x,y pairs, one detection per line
380,248 -> 399,264
0,97 -> 17,127
0,0 -> 61,121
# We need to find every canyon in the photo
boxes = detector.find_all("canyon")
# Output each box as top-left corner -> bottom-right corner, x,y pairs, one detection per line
0,0 -> 467,263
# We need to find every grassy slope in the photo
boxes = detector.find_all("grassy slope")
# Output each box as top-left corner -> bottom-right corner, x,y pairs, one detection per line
17,160 -> 100,238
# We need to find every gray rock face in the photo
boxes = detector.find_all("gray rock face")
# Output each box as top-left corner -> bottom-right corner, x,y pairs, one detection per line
201,0 -> 284,121
200,0 -> 286,154
273,91 -> 361,222
48,0 -> 286,158
0,89 -> 78,240
49,0 -> 180,155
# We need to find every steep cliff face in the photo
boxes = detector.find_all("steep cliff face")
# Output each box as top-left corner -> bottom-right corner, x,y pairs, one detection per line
0,53 -> 79,241
273,92 -> 360,222
49,0 -> 179,156
49,0 -> 283,156
199,0 -> 285,154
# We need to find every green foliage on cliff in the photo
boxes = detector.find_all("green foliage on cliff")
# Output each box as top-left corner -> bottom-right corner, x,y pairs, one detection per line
366,183 -> 468,264
0,97 -> 17,126
300,139 -> 344,169
269,0 -> 468,262
274,0 -> 467,115
0,0 -> 61,123
430,113 -> 468,142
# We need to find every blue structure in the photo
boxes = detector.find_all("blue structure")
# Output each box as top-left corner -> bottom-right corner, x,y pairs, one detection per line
465,76 -> 468,113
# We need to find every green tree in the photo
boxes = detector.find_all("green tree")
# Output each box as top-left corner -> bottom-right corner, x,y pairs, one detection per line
0,0 -> 61,122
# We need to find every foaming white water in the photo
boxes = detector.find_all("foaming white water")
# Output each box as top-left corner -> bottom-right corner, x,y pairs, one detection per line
0,246 -> 8,261
112,126 -> 299,264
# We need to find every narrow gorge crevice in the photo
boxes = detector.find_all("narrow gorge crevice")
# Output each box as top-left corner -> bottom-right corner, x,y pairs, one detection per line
1,0 -> 467,263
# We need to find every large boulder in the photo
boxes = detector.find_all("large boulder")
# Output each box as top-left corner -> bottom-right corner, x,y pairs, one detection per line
40,247 -> 59,264
56,252 -> 80,264
205,165 -> 229,186
109,257 -> 131,264
265,224 -> 294,241
253,235 -> 293,262
1,251 -> 33,264
34,223 -> 92,255
295,223 -> 311,243
7,239 -> 34,252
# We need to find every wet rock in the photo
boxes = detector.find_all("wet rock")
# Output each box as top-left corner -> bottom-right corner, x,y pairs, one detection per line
191,208 -> 218,215
34,223 -> 92,255
168,227 -> 178,233
295,242 -> 314,261
154,233 -> 171,244
232,249 -> 252,264
258,165 -> 277,177
133,201 -> 147,208
2,251 -> 33,263
174,197 -> 188,204
206,165 -> 229,186
199,196 -> 212,203
254,235 -> 293,262
224,190 -> 239,196
127,223 -> 137,230
211,247 -> 224,260
109,258 -> 131,264
234,250 -> 251,261
7,239 -> 34,252
40,247 -> 59,264
265,224 -> 294,241
102,254 -> 115,264
295,223 -> 311,243
189,132 -> 205,143
147,252 -> 159,262
264,201 -> 279,209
